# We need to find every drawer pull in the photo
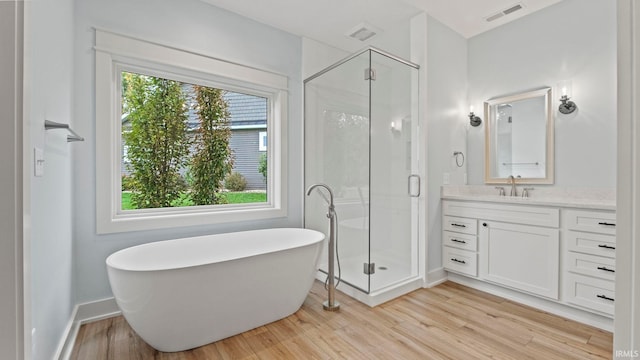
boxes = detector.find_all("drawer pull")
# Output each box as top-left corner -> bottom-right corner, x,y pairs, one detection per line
597,244 -> 616,250
451,258 -> 466,264
597,266 -> 615,273
451,223 -> 466,228
451,239 -> 467,244
597,294 -> 615,302
598,222 -> 616,227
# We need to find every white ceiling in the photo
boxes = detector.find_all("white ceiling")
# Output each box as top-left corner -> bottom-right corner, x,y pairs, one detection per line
200,0 -> 563,51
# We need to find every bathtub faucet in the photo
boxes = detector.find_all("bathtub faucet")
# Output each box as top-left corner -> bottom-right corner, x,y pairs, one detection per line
306,183 -> 340,312
306,183 -> 335,218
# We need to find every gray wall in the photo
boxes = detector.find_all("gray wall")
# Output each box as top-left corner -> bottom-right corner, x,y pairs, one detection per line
26,0 -> 76,358
467,0 -> 617,187
73,0 -> 302,303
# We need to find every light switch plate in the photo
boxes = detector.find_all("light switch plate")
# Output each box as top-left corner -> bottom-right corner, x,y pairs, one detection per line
443,172 -> 450,185
34,147 -> 44,177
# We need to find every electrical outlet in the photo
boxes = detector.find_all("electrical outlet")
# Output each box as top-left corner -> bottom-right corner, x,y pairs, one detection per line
34,147 -> 44,177
443,172 -> 450,185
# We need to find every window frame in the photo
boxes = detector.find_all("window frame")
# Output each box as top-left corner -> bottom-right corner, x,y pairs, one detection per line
95,29 -> 288,234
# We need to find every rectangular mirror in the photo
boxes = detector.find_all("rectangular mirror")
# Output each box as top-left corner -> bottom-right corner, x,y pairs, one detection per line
484,87 -> 554,184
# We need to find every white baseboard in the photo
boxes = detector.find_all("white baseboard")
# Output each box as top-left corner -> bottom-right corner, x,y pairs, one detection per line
53,306 -> 79,360
75,297 -> 120,324
56,297 -> 121,360
424,267 -> 447,288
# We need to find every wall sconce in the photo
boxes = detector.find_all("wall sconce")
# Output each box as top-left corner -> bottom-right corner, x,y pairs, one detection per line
468,106 -> 482,127
558,80 -> 577,114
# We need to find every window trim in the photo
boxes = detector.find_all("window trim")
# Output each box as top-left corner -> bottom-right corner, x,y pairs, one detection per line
95,29 -> 288,234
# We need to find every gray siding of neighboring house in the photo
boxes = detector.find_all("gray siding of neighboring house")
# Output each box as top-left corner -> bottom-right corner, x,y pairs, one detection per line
230,129 -> 266,190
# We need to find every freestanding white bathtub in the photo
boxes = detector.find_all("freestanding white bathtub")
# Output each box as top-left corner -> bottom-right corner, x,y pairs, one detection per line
106,228 -> 324,352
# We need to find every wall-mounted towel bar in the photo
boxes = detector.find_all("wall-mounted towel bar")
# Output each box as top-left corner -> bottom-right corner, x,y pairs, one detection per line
45,120 -> 84,142
502,162 -> 539,166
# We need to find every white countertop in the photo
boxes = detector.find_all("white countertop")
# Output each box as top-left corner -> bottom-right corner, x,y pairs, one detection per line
441,185 -> 616,211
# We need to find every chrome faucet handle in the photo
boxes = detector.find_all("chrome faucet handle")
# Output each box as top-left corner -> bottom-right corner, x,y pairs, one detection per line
494,186 -> 505,196
522,187 -> 534,198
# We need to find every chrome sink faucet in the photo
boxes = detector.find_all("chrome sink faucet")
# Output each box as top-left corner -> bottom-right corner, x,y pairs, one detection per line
508,175 -> 518,197
522,187 -> 534,199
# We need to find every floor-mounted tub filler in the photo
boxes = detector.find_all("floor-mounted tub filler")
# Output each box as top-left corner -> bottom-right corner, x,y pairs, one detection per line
106,228 -> 324,352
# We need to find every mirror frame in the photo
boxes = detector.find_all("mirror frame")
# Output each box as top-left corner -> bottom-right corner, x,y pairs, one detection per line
484,87 -> 554,184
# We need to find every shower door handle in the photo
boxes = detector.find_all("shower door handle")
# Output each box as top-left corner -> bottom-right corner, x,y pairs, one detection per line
408,174 -> 420,197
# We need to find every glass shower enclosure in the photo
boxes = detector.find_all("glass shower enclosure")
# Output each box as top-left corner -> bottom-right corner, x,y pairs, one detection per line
304,47 -> 420,297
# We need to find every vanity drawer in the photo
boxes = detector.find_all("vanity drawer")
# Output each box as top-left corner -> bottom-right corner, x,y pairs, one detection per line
565,273 -> 615,317
567,252 -> 616,281
443,216 -> 477,235
565,230 -> 616,258
564,210 -> 616,235
443,247 -> 477,277
443,231 -> 477,251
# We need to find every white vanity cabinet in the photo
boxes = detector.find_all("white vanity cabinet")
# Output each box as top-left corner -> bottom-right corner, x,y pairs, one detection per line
563,209 -> 616,317
442,198 -> 617,325
442,200 -> 560,299
439,186 -> 617,329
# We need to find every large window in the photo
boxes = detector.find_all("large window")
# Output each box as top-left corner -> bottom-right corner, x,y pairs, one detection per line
120,70 -> 268,210
96,30 -> 287,234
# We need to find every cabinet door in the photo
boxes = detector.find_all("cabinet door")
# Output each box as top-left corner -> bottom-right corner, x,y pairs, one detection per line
479,221 -> 560,299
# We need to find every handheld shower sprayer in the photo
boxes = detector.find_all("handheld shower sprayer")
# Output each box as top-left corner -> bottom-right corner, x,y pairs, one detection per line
306,183 -> 341,311
306,183 -> 334,217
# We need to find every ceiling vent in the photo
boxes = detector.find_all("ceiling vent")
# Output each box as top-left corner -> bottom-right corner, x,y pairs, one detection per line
346,22 -> 380,42
485,3 -> 525,22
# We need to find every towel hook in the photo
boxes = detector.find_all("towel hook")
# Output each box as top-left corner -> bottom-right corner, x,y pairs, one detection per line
453,151 -> 464,167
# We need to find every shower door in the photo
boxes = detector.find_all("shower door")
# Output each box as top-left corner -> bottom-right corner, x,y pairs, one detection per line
304,48 -> 419,294
368,50 -> 419,292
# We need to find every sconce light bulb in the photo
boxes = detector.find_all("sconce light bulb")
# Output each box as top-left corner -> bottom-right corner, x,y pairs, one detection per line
469,105 -> 474,113
561,86 -> 568,96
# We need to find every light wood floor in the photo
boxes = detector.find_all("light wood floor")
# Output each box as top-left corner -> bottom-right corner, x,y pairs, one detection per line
71,281 -> 613,359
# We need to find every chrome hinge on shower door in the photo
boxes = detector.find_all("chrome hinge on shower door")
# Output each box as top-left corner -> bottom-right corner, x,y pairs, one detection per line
364,68 -> 376,81
364,262 -> 376,275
